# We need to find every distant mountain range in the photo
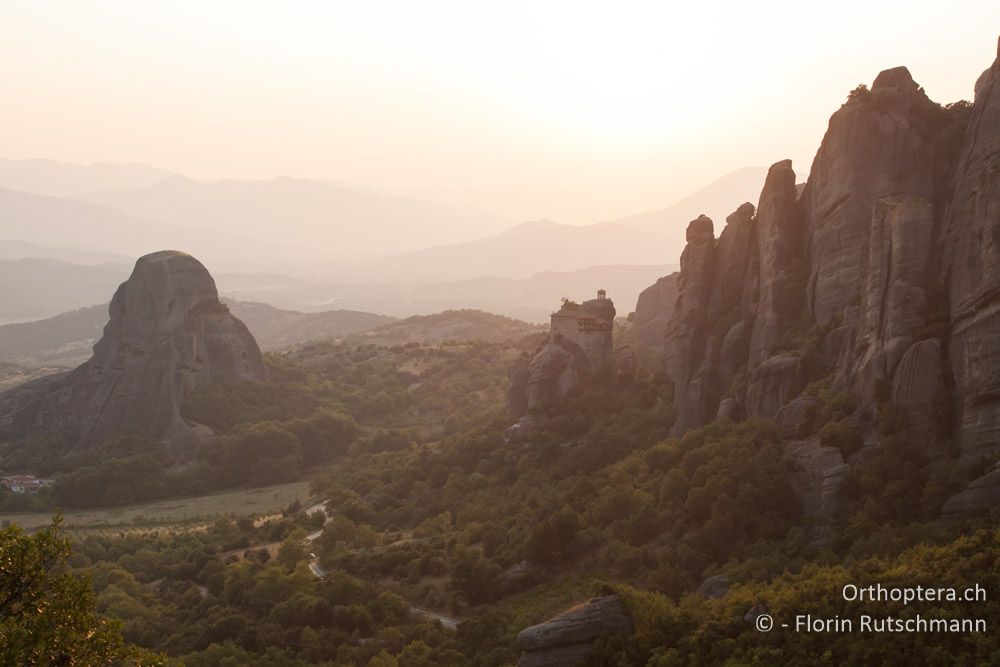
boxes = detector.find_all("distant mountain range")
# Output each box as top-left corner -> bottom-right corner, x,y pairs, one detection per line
0,187 -> 281,267
610,167 -> 773,232
0,158 -> 764,323
77,174 -> 510,261
0,158 -> 173,198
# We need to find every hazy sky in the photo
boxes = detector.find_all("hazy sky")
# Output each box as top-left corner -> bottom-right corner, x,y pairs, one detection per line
3,1 -> 999,224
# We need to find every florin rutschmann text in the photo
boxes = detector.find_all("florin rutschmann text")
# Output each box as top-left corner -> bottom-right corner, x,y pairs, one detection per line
757,584 -> 989,634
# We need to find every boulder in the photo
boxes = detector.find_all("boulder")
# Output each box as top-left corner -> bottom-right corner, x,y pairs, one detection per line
697,574 -> 730,599
517,595 -> 634,667
0,251 -> 267,455
941,469 -> 1000,519
775,396 -> 820,439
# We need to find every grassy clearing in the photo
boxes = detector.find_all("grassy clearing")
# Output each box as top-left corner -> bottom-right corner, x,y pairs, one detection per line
0,481 -> 312,532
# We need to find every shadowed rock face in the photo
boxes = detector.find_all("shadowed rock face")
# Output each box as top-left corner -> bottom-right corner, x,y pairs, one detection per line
803,66 -> 942,327
0,251 -> 266,455
939,38 -> 1000,462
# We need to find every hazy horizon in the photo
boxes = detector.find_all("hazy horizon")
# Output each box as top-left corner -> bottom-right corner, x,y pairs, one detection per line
4,1 -> 999,226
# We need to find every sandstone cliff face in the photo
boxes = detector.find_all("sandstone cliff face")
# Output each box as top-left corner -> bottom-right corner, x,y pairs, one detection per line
802,67 -> 946,328
631,42 -> 1000,519
939,39 -> 1000,462
0,251 -> 267,454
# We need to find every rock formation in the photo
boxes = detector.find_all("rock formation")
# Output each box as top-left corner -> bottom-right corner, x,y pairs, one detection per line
632,272 -> 678,355
0,251 -> 267,455
631,39 -> 1000,519
507,291 -> 615,426
516,595 -> 634,667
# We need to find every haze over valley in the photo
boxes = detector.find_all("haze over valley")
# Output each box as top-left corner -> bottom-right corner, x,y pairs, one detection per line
0,160 -> 775,324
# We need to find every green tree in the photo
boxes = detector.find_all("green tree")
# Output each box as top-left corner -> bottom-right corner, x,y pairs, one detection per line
0,517 -> 162,665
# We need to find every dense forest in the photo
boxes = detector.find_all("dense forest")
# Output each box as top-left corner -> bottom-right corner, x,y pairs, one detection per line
1,321 -> 996,664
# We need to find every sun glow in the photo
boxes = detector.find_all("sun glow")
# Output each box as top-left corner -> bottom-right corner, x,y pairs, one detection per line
2,1 -> 998,223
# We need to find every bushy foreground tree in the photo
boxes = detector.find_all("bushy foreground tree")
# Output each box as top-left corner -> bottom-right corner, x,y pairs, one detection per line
0,517 -> 163,666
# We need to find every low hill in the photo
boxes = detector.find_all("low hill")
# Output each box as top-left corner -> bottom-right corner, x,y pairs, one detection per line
225,300 -> 394,350
341,309 -> 544,347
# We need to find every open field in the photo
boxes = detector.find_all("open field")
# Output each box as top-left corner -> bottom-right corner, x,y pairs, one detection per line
0,481 -> 312,532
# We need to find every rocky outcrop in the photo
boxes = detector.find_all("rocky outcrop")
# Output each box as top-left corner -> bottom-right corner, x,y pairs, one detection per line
632,160 -> 806,435
632,272 -> 678,354
664,208 -> 760,435
0,251 -> 267,455
516,595 -> 634,667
